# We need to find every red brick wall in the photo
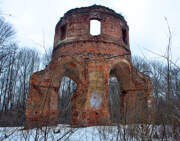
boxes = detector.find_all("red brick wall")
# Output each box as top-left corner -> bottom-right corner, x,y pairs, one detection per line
26,5 -> 152,128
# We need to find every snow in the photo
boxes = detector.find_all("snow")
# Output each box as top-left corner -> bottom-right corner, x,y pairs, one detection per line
0,124 -> 176,140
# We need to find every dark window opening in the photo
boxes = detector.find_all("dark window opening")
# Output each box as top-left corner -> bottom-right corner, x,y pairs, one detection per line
122,28 -> 128,45
90,19 -> 101,36
59,76 -> 77,124
108,77 -> 122,123
122,90 -> 127,95
60,24 -> 67,40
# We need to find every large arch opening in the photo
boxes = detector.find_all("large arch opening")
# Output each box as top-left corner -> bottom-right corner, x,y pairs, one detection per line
58,76 -> 77,124
108,76 -> 122,123
108,61 -> 131,123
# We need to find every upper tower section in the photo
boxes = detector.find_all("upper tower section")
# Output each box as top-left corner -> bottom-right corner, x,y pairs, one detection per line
53,5 -> 130,59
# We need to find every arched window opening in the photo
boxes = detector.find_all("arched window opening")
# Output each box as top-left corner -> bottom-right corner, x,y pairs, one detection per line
108,76 -> 122,123
60,24 -> 67,40
90,19 -> 101,36
59,76 -> 77,124
122,28 -> 128,45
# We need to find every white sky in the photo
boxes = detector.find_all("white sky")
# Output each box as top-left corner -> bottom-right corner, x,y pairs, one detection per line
2,0 -> 180,63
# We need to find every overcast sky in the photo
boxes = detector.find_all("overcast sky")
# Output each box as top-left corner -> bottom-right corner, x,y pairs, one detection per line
2,0 -> 180,63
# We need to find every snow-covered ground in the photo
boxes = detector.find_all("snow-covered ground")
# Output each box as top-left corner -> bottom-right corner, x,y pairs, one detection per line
0,124 -> 177,140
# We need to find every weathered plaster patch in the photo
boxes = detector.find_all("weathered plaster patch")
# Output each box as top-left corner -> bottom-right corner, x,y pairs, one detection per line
90,92 -> 102,109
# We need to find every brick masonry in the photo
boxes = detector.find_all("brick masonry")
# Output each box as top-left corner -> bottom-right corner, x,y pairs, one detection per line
26,5 -> 152,128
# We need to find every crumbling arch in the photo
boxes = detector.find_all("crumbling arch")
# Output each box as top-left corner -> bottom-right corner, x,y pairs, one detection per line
58,63 -> 80,124
50,57 -> 82,86
109,60 -> 132,91
108,60 -> 132,123
48,57 -> 82,124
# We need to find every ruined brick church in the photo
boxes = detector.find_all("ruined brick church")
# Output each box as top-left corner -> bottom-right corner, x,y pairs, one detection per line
26,5 -> 152,128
